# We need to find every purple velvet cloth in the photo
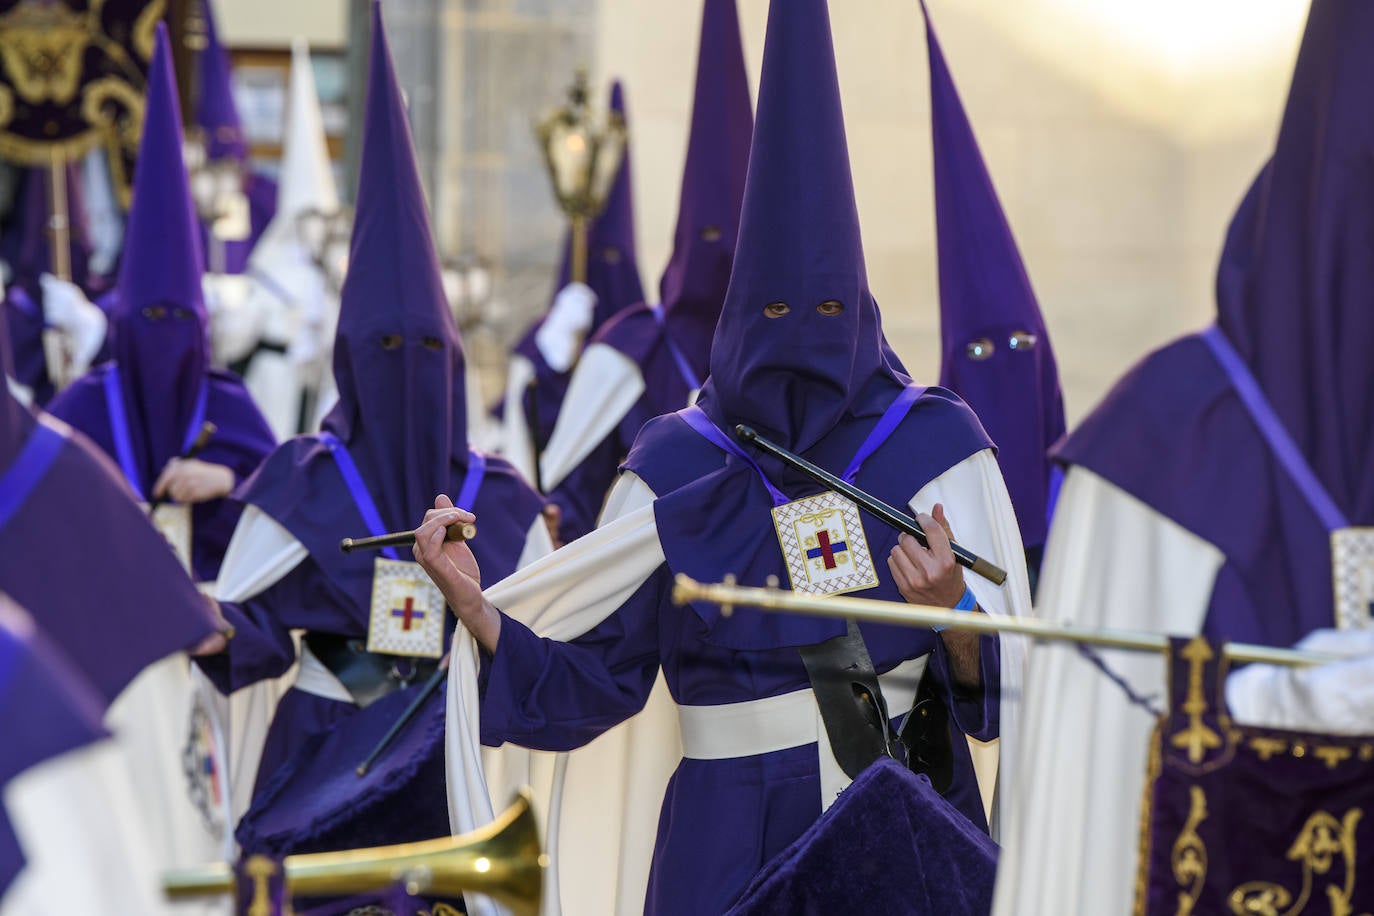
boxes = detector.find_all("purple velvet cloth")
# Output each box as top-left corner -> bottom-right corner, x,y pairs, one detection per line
237,683 -> 449,856
1138,638 -> 1374,914
479,1 -> 1002,911
44,27 -> 275,582
726,759 -> 998,915
925,4 -> 1064,552
547,0 -> 752,540
0,600 -> 110,898
0,300 -> 220,703
0,165 -> 95,405
1056,0 -> 1374,645
510,80 -> 646,460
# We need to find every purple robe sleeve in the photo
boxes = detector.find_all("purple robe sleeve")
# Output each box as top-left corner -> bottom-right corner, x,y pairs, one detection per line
478,572 -> 664,751
195,561 -> 317,693
930,632 -> 1000,741
548,430 -> 624,544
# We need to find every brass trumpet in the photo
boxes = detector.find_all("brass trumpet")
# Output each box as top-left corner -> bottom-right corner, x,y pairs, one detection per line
163,791 -> 545,916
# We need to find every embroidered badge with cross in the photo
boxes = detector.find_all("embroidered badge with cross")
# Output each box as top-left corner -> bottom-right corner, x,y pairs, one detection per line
772,491 -> 880,597
367,557 -> 446,658
1332,528 -> 1374,631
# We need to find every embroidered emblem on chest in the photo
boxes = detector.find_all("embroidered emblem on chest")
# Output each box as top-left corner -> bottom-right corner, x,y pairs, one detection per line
772,492 -> 880,597
180,690 -> 227,838
368,557 -> 446,658
1332,527 -> 1374,630
144,502 -> 193,573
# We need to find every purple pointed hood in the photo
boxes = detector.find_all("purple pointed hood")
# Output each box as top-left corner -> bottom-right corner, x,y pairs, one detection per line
195,0 -> 248,162
320,1 -> 468,532
108,23 -> 211,487
924,2 -> 1064,548
1212,0 -> 1374,523
655,0 -> 753,360
583,80 -> 645,329
697,0 -> 907,454
0,167 -> 92,296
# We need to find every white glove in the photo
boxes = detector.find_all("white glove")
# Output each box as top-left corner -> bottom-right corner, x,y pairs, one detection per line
1226,628 -> 1374,734
534,282 -> 597,373
39,273 -> 107,373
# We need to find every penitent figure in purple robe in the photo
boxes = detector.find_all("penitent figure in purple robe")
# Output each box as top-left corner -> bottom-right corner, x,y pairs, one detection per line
198,1 -> 551,809
924,2 -> 1065,592
535,0 -> 753,544
0,164 -> 112,406
994,0 -> 1374,912
45,24 -> 276,587
421,1 -> 1031,913
193,0 -> 277,277
0,90 -> 231,903
500,80 -> 646,498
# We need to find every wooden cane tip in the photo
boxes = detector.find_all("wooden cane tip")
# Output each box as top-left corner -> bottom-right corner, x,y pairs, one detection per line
339,538 -> 354,553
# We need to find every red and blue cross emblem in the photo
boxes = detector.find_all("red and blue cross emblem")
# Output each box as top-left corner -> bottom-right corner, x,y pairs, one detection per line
807,529 -> 848,569
392,597 -> 426,631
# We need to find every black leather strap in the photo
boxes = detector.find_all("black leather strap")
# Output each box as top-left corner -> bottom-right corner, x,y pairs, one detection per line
798,619 -> 896,779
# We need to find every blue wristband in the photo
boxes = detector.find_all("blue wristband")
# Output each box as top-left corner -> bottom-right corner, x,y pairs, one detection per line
934,586 -> 977,632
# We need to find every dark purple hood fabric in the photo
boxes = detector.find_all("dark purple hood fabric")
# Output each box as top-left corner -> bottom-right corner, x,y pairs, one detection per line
925,2 -> 1064,550
239,2 -> 542,600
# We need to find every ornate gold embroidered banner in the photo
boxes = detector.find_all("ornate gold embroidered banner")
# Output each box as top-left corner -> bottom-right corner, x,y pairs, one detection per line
0,0 -> 165,205
1136,637 -> 1374,916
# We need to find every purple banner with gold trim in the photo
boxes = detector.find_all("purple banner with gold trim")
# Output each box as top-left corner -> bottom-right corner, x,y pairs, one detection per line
1137,637 -> 1374,915
0,0 -> 164,205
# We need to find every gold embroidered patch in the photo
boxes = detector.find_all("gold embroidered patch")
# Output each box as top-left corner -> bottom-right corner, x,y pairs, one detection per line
771,491 -> 879,597
367,558 -> 445,658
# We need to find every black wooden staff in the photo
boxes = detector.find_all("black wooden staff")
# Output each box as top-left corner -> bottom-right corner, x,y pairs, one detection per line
356,663 -> 448,776
339,521 -> 477,554
148,421 -> 218,517
733,425 -> 1008,586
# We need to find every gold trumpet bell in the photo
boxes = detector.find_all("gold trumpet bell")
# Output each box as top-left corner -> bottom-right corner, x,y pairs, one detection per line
164,790 -> 546,916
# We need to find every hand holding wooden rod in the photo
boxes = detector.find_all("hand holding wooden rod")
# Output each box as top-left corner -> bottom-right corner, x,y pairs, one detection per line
733,424 -> 1008,586
339,521 -> 478,554
148,421 -> 218,517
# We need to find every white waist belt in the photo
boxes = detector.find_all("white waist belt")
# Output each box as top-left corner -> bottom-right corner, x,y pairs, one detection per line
677,654 -> 929,761
293,643 -> 355,704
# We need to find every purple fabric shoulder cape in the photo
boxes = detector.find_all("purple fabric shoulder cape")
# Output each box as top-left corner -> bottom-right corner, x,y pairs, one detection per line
624,383 -> 991,651
0,602 -> 110,898
46,366 -> 276,582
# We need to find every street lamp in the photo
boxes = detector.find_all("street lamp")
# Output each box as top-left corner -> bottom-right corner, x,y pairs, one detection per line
533,70 -> 626,285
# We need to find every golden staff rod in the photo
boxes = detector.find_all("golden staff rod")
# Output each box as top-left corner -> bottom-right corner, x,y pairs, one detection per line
671,575 -> 1343,668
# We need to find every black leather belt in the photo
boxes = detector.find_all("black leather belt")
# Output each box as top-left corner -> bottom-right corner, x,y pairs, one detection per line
304,632 -> 441,709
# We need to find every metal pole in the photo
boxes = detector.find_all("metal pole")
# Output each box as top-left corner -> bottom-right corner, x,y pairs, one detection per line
670,575 -> 1343,668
